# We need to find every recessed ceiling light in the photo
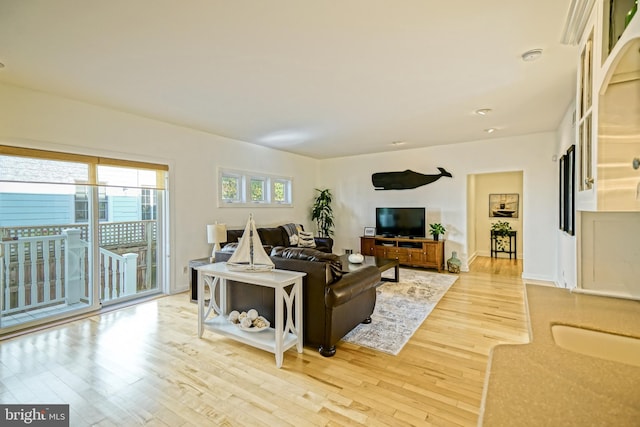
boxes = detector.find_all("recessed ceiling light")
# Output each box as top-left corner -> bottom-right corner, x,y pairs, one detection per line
391,141 -> 406,146
484,128 -> 497,133
521,49 -> 543,62
475,108 -> 492,116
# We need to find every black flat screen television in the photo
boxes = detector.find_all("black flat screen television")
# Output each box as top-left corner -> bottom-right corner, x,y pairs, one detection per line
375,207 -> 426,238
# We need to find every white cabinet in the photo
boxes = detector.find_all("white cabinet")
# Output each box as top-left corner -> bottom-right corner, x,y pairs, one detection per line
574,1 -> 640,298
576,14 -> 596,199
575,0 -> 640,212
575,4 -> 599,211
596,34 -> 640,211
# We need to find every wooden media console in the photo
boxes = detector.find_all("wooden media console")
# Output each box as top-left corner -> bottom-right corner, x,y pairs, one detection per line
360,236 -> 445,272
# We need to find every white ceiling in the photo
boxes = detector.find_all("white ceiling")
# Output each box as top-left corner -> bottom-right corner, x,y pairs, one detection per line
0,1 -> 578,159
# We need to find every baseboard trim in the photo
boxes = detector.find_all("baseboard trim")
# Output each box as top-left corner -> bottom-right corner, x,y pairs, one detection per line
571,288 -> 640,301
521,275 -> 556,286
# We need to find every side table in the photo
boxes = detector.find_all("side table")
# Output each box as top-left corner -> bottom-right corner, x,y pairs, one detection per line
189,257 -> 210,302
490,230 -> 517,259
196,262 -> 306,368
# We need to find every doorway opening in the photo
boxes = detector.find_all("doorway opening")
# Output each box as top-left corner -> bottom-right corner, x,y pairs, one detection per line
466,171 -> 523,269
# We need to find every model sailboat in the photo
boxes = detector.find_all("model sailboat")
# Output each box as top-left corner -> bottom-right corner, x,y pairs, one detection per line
226,214 -> 275,272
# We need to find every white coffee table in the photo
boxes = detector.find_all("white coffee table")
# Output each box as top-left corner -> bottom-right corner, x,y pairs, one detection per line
196,262 -> 306,368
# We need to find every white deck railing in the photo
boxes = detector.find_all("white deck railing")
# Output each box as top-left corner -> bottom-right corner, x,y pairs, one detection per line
1,234 -> 67,314
99,247 -> 138,301
1,229 -> 138,315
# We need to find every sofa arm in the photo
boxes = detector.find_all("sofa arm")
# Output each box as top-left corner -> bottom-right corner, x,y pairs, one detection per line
325,266 -> 380,308
314,237 -> 333,253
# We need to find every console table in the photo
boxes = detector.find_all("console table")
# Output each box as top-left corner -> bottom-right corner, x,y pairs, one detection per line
196,262 -> 306,368
360,236 -> 445,272
490,230 -> 517,259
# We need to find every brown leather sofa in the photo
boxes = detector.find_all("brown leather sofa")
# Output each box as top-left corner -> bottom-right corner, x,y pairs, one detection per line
215,246 -> 381,357
223,225 -> 333,253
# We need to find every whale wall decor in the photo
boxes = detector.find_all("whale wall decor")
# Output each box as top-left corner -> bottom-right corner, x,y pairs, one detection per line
372,167 -> 452,190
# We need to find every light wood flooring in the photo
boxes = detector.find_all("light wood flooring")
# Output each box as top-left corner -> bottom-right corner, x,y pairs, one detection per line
0,256 -> 529,426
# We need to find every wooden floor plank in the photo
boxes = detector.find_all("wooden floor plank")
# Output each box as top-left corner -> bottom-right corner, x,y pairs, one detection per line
0,256 -> 528,426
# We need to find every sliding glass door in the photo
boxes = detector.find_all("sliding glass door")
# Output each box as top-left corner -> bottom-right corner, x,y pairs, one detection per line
95,165 -> 163,306
0,147 -> 168,333
0,155 -> 96,330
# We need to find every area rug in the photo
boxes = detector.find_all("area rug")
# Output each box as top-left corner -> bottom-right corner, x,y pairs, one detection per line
341,268 -> 458,355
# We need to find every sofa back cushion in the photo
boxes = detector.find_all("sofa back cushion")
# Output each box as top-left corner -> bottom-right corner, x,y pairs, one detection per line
270,246 -> 342,283
225,229 -> 244,245
258,227 -> 288,247
225,226 -> 288,248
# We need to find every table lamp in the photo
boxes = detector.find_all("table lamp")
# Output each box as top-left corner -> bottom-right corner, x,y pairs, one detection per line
207,223 -> 227,262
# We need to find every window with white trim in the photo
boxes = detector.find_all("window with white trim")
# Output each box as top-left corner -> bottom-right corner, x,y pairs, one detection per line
250,176 -> 267,203
272,178 -> 291,204
219,168 -> 292,207
221,172 -> 242,203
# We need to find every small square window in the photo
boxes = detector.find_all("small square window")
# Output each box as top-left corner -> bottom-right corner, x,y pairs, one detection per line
273,179 -> 291,204
221,174 -> 242,203
250,177 -> 267,203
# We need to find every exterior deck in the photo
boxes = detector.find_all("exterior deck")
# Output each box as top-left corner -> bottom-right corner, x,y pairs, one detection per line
1,220 -> 157,327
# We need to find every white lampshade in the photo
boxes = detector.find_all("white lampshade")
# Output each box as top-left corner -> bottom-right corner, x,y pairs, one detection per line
206,223 -> 227,261
207,223 -> 227,244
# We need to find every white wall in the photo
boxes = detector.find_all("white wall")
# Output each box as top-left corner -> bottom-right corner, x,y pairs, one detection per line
318,132 -> 559,282
1,82 -> 565,288
466,174 -> 477,262
555,103 -> 578,288
0,83 -> 319,293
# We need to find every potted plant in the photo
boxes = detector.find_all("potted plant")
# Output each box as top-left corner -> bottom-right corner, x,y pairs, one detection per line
491,220 -> 512,236
491,220 -> 513,251
429,223 -> 446,241
311,188 -> 334,238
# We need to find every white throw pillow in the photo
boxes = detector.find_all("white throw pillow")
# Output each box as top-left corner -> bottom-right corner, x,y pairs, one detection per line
298,231 -> 316,248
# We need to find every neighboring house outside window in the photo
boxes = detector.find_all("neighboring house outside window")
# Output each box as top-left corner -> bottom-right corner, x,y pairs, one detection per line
75,185 -> 108,222
141,188 -> 156,220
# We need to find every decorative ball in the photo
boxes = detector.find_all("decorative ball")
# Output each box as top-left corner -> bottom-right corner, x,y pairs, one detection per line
253,316 -> 268,328
247,309 -> 259,320
238,311 -> 247,320
240,317 -> 252,328
348,253 -> 364,264
228,310 -> 240,323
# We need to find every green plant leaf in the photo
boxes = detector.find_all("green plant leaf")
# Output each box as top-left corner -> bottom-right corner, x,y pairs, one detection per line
311,188 -> 334,238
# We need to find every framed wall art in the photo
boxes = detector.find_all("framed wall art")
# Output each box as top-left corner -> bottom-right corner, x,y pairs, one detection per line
559,145 -> 575,235
363,227 -> 376,237
559,154 -> 566,231
489,193 -> 519,218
